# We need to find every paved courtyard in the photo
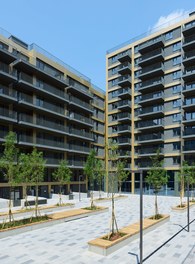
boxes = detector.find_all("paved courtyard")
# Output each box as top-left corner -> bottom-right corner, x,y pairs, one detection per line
0,194 -> 194,264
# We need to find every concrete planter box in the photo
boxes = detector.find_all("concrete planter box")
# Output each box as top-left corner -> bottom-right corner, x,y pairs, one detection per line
88,214 -> 170,256
172,202 -> 195,213
0,206 -> 108,239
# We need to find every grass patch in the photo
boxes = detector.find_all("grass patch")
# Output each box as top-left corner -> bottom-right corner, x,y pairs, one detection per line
103,232 -> 127,241
0,215 -> 50,230
55,203 -> 73,207
149,214 -> 164,220
83,206 -> 101,210
176,204 -> 186,208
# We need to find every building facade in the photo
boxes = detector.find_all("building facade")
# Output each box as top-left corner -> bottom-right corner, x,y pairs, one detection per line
0,29 -> 105,200
106,12 -> 195,195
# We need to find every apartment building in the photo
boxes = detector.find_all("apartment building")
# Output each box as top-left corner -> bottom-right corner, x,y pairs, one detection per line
106,11 -> 195,195
0,28 -> 105,200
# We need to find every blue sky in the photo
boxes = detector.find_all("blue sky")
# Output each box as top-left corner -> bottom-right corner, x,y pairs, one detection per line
0,0 -> 194,89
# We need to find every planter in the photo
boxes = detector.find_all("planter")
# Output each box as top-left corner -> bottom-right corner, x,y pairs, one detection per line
94,195 -> 128,203
88,214 -> 170,256
0,206 -> 108,239
172,202 -> 195,213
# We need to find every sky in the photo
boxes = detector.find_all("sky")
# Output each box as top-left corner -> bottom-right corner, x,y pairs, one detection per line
0,0 -> 194,90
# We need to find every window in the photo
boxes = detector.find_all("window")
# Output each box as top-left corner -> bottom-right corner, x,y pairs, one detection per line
173,142 -> 180,150
172,71 -> 181,80
111,90 -> 118,98
134,46 -> 139,53
173,128 -> 181,136
112,102 -> 118,109
112,126 -> 117,133
134,58 -> 139,65
173,42 -> 181,52
112,114 -> 117,121
172,85 -> 181,94
165,31 -> 173,40
112,79 -> 118,87
134,83 -> 141,91
173,56 -> 181,66
172,99 -> 181,108
173,157 -> 180,164
172,113 -> 181,122
112,67 -> 118,75
111,55 -> 117,63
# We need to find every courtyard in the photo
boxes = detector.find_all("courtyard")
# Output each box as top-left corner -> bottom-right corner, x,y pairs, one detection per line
0,194 -> 194,264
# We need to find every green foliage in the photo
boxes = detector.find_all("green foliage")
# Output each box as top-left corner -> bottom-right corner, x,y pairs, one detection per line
145,150 -> 167,193
52,160 -> 72,185
18,152 -> 32,184
95,159 -> 105,189
84,149 -> 96,185
29,148 -> 45,185
117,160 -> 129,193
0,131 -> 18,186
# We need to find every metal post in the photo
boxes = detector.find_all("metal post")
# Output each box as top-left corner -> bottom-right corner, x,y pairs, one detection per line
140,170 -> 143,264
187,174 -> 190,232
79,175 -> 81,201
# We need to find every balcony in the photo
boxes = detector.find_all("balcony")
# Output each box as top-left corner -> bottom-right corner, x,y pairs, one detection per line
118,150 -> 131,158
18,93 -> 34,108
118,50 -> 131,62
67,80 -> 93,100
118,99 -> 131,110
68,160 -> 85,168
0,129 -> 8,142
183,145 -> 195,154
0,107 -> 17,123
183,114 -> 195,125
13,59 -> 68,88
183,34 -> 195,50
17,134 -> 34,146
183,98 -> 195,111
139,106 -> 164,119
118,75 -> 131,87
183,66 -> 195,81
69,112 -> 93,127
118,137 -> 131,145
70,128 -> 94,141
117,112 -> 131,122
0,86 -> 17,103
118,125 -> 131,134
69,144 -> 90,154
183,50 -> 195,66
36,101 -> 65,118
18,113 -> 33,127
118,87 -> 131,98
139,36 -> 164,53
118,62 -> 131,74
183,82 -> 195,96
183,21 -> 195,35
137,133 -> 164,144
139,48 -> 164,66
0,61 -> 17,83
137,147 -> 163,157
139,77 -> 164,93
137,119 -> 164,131
36,137 -> 68,151
138,63 -> 164,80
0,45 -> 17,63
69,96 -> 93,113
183,127 -> 195,139
36,118 -> 69,135
139,91 -> 164,105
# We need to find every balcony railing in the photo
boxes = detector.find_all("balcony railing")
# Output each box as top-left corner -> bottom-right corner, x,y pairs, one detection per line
36,137 -> 68,150
184,50 -> 195,60
118,88 -> 131,96
0,61 -> 17,77
70,96 -> 93,111
137,147 -> 163,155
140,106 -> 164,115
118,112 -> 131,120
0,107 -> 17,120
69,144 -> 90,153
36,118 -> 69,134
18,113 -> 33,124
118,125 -> 131,132
139,91 -> 164,102
140,77 -> 163,90
118,99 -> 131,108
36,101 -> 64,116
184,82 -> 195,91
69,112 -> 93,125
138,133 -> 163,142
183,127 -> 195,136
184,34 -> 195,44
0,85 -> 17,100
138,119 -> 164,129
68,160 -> 85,167
70,128 -> 93,140
18,93 -> 33,104
118,150 -> 131,157
118,138 -> 131,144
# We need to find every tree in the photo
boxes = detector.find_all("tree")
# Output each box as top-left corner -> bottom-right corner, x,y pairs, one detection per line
84,150 -> 97,208
107,140 -> 119,238
18,152 -> 34,209
145,149 -> 168,219
0,131 -> 19,223
29,148 -> 45,218
179,161 -> 190,207
95,159 -> 105,199
189,163 -> 195,201
117,159 -> 129,194
52,160 -> 72,205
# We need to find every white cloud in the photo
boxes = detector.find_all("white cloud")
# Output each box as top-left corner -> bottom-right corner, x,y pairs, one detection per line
149,10 -> 189,33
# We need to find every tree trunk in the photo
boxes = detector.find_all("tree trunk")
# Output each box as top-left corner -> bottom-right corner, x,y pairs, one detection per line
111,192 -> 115,235
35,185 -> 38,218
155,193 -> 159,218
180,176 -> 184,207
8,186 -> 13,223
59,185 -> 62,206
99,187 -> 101,199
90,191 -> 94,208
119,183 -> 122,194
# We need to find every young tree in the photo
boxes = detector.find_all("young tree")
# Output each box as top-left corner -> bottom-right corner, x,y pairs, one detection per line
145,149 -> 167,219
189,163 -> 195,201
179,161 -> 190,207
0,131 -> 18,223
29,148 -> 45,218
18,152 -> 33,209
95,159 -> 105,199
84,149 -> 96,208
107,140 -> 119,238
117,159 -> 129,194
52,160 -> 72,206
